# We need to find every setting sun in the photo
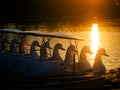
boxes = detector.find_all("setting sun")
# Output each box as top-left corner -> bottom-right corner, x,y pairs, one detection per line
90,24 -> 100,60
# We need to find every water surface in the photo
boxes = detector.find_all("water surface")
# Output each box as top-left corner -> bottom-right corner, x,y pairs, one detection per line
2,21 -> 120,70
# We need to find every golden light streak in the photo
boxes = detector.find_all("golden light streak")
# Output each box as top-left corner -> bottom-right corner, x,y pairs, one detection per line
90,24 -> 100,63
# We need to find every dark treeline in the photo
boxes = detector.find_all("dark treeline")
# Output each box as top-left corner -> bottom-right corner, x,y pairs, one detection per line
0,0 -> 120,24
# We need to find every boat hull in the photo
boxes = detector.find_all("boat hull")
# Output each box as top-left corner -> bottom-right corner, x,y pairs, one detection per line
0,52 -> 65,76
0,74 -> 106,89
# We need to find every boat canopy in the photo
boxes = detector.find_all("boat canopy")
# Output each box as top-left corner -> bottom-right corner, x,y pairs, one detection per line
0,29 -> 23,34
0,29 -> 83,40
46,32 -> 83,40
22,31 -> 44,36
22,31 -> 83,40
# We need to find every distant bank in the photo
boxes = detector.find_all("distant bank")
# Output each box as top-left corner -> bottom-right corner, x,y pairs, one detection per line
0,17 -> 120,32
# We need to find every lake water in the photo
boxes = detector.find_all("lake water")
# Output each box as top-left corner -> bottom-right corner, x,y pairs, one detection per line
47,31 -> 120,70
1,21 -> 120,70
73,31 -> 120,70
38,21 -> 120,70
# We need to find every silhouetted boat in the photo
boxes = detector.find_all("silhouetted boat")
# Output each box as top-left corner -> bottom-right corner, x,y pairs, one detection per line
0,29 -> 83,77
0,29 -> 119,89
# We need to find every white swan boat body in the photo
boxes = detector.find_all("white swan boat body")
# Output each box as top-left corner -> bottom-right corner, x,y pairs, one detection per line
0,29 -> 83,76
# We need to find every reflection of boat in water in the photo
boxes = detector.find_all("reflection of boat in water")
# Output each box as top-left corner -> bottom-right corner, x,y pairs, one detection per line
0,29 -> 119,89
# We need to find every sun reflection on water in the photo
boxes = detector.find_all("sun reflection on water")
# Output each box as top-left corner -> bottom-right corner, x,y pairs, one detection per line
90,24 -> 100,64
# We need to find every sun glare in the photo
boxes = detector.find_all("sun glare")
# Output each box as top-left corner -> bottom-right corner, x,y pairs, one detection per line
90,24 -> 100,61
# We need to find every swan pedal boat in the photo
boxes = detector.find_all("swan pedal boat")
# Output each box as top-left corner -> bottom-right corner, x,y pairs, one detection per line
0,29 -> 117,89
0,29 -> 83,76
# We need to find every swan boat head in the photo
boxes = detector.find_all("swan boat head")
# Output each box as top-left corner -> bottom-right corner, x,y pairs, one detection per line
64,44 -> 78,65
79,46 -> 92,72
93,48 -> 109,75
52,43 -> 65,62
40,41 -> 52,60
30,40 -> 41,59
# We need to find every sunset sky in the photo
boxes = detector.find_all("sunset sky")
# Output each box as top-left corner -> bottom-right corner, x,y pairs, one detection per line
0,0 -> 120,22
